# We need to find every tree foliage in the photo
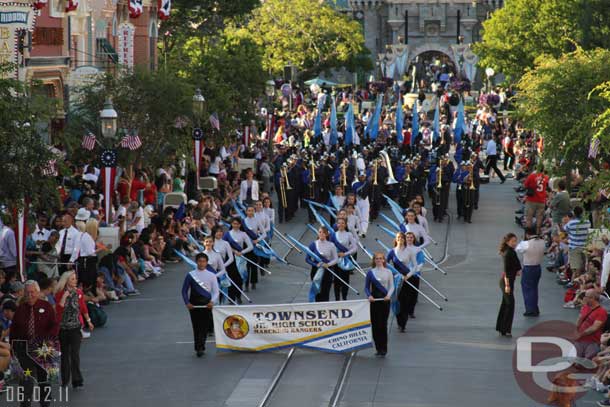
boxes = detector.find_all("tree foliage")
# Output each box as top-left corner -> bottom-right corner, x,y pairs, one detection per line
63,68 -> 192,169
516,48 -> 610,182
0,64 -> 59,211
231,0 -> 369,78
474,0 -> 610,80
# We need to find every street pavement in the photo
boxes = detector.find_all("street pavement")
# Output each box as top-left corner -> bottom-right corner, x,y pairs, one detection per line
4,178 -> 601,406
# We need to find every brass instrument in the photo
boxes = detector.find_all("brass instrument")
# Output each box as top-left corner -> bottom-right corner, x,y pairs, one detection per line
310,159 -> 316,182
341,159 -> 348,187
405,164 -> 411,182
379,150 -> 398,185
373,159 -> 378,185
435,165 -> 442,207
469,166 -> 476,190
282,163 -> 292,190
280,164 -> 288,208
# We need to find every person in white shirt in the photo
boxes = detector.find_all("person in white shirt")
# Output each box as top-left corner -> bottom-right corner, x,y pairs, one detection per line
181,252 -> 220,357
56,213 -> 81,275
213,226 -> 241,303
365,252 -> 394,356
225,218 -> 255,292
386,232 -> 420,331
72,218 -> 99,289
306,227 -> 339,302
239,168 -> 259,205
332,219 -> 358,301
330,185 -> 346,211
30,214 -> 51,247
516,227 -> 546,317
484,137 -> 506,183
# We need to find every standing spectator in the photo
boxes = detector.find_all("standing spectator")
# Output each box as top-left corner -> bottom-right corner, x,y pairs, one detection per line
564,206 -> 591,277
550,179 -> 571,227
0,217 -> 17,282
30,214 -> 51,249
496,233 -> 521,337
484,136 -> 506,183
72,218 -> 99,290
523,165 -> 549,235
516,227 -> 545,317
259,157 -> 273,194
54,271 -> 93,389
55,213 -> 80,275
10,280 -> 57,406
502,133 -> 514,172
239,168 -> 259,206
574,289 -> 607,359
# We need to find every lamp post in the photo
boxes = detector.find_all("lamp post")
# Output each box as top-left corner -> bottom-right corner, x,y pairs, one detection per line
99,98 -> 118,225
485,67 -> 495,93
264,80 -> 276,159
192,88 -> 205,190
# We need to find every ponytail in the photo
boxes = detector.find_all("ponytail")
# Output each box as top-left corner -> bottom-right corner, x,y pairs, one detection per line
498,233 -> 517,256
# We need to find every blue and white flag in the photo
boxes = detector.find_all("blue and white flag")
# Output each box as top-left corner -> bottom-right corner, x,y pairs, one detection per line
395,93 -> 404,144
366,94 -> 383,140
313,100 -> 323,137
454,99 -> 466,144
344,103 -> 356,146
433,100 -> 440,142
330,95 -> 338,146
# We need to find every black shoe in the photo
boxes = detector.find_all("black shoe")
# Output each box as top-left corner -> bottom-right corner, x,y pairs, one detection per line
72,381 -> 84,389
467,220 -> 472,223
399,327 -> 406,333
252,283 -> 256,290
515,209 -> 524,214
409,313 -> 415,319
245,286 -> 250,292
523,312 -> 539,317
500,179 -> 506,184
196,350 -> 204,357
236,297 -> 243,305
379,351 -> 387,357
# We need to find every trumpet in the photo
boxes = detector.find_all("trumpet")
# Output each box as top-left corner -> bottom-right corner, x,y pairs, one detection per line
373,159 -> 378,185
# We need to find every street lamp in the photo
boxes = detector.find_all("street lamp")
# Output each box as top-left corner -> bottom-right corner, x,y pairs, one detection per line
100,98 -> 118,140
485,67 -> 495,93
192,88 -> 205,122
265,80 -> 275,98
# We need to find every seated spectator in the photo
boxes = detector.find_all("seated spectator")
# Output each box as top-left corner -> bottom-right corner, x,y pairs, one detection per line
0,300 -> 16,341
574,289 -> 607,360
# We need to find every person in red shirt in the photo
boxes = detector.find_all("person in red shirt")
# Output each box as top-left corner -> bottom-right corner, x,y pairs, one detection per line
129,171 -> 147,202
574,289 -> 607,359
523,165 -> 549,234
10,280 -> 57,406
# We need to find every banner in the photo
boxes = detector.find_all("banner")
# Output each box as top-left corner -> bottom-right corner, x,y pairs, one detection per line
0,3 -> 37,78
213,300 -> 372,353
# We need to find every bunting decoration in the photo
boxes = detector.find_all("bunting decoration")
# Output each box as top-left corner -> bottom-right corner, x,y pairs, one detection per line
41,159 -> 57,177
65,0 -> 78,12
32,0 -> 48,9
100,149 -> 118,225
158,0 -> 171,20
129,0 -> 143,18
81,132 -> 96,151
192,128 -> 204,189
12,202 -> 28,281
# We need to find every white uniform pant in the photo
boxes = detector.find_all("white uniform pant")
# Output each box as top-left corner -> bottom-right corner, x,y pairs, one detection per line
356,197 -> 370,235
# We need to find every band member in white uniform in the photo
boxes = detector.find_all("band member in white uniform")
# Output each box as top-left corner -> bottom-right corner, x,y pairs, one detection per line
305,227 -> 339,302
223,218 -> 254,292
254,200 -> 272,269
411,201 -> 429,235
213,226 -> 241,303
332,218 -> 358,301
386,232 -> 420,332
330,185 -> 346,211
365,253 -> 394,356
399,209 -> 432,249
345,193 -> 364,237
351,173 -> 371,237
243,206 -> 266,287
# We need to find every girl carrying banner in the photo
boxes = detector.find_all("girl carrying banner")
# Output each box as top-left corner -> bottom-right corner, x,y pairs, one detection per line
365,252 -> 394,357
386,232 -> 420,332
222,218 -> 253,295
331,218 -> 358,301
305,227 -> 339,302
214,226 -> 241,304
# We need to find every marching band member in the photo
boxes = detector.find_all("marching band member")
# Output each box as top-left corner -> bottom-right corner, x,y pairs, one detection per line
400,209 -> 432,249
439,155 -> 455,223
352,172 -> 371,237
453,161 -> 469,220
181,252 -> 219,357
365,252 -> 394,357
223,217 -> 254,292
305,227 -> 339,302
329,185 -> 346,211
202,236 -> 226,277
344,204 -> 362,239
410,201 -> 429,235
331,218 -> 358,301
242,206 -> 267,289
386,232 -> 420,331
213,226 -> 241,304
255,200 -> 272,270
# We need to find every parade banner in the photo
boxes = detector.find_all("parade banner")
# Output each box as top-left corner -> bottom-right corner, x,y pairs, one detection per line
213,300 -> 372,353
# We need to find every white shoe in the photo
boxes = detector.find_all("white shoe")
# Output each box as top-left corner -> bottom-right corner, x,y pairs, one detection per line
563,302 -> 576,309
137,275 -> 145,282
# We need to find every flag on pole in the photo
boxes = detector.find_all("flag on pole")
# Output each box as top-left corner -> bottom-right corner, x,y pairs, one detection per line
410,101 -> 419,146
395,93 -> 404,145
453,99 -> 466,144
329,96 -> 338,146
243,125 -> 250,146
81,132 -> 96,151
433,100 -> 440,142
209,112 -> 220,131
313,101 -> 323,137
344,103 -> 356,146
365,94 -> 383,140
120,132 -> 142,150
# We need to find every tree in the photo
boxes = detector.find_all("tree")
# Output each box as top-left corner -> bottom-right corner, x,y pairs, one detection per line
231,0 -> 369,78
516,48 -> 610,187
63,68 -> 193,169
474,0 -> 610,81
0,64 -> 59,211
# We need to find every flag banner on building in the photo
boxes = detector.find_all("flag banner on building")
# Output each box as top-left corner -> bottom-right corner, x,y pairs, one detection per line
158,0 -> 171,20
120,132 -> 142,150
65,0 -> 78,12
129,0 -> 143,18
209,112 -> 220,131
33,0 -> 48,10
81,132 -> 96,151
213,300 -> 372,353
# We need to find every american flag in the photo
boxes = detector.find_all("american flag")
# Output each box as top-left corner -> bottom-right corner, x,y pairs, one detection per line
81,132 -> 96,151
589,137 -> 600,159
209,112 -> 220,131
120,132 -> 142,150
41,159 -> 57,177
